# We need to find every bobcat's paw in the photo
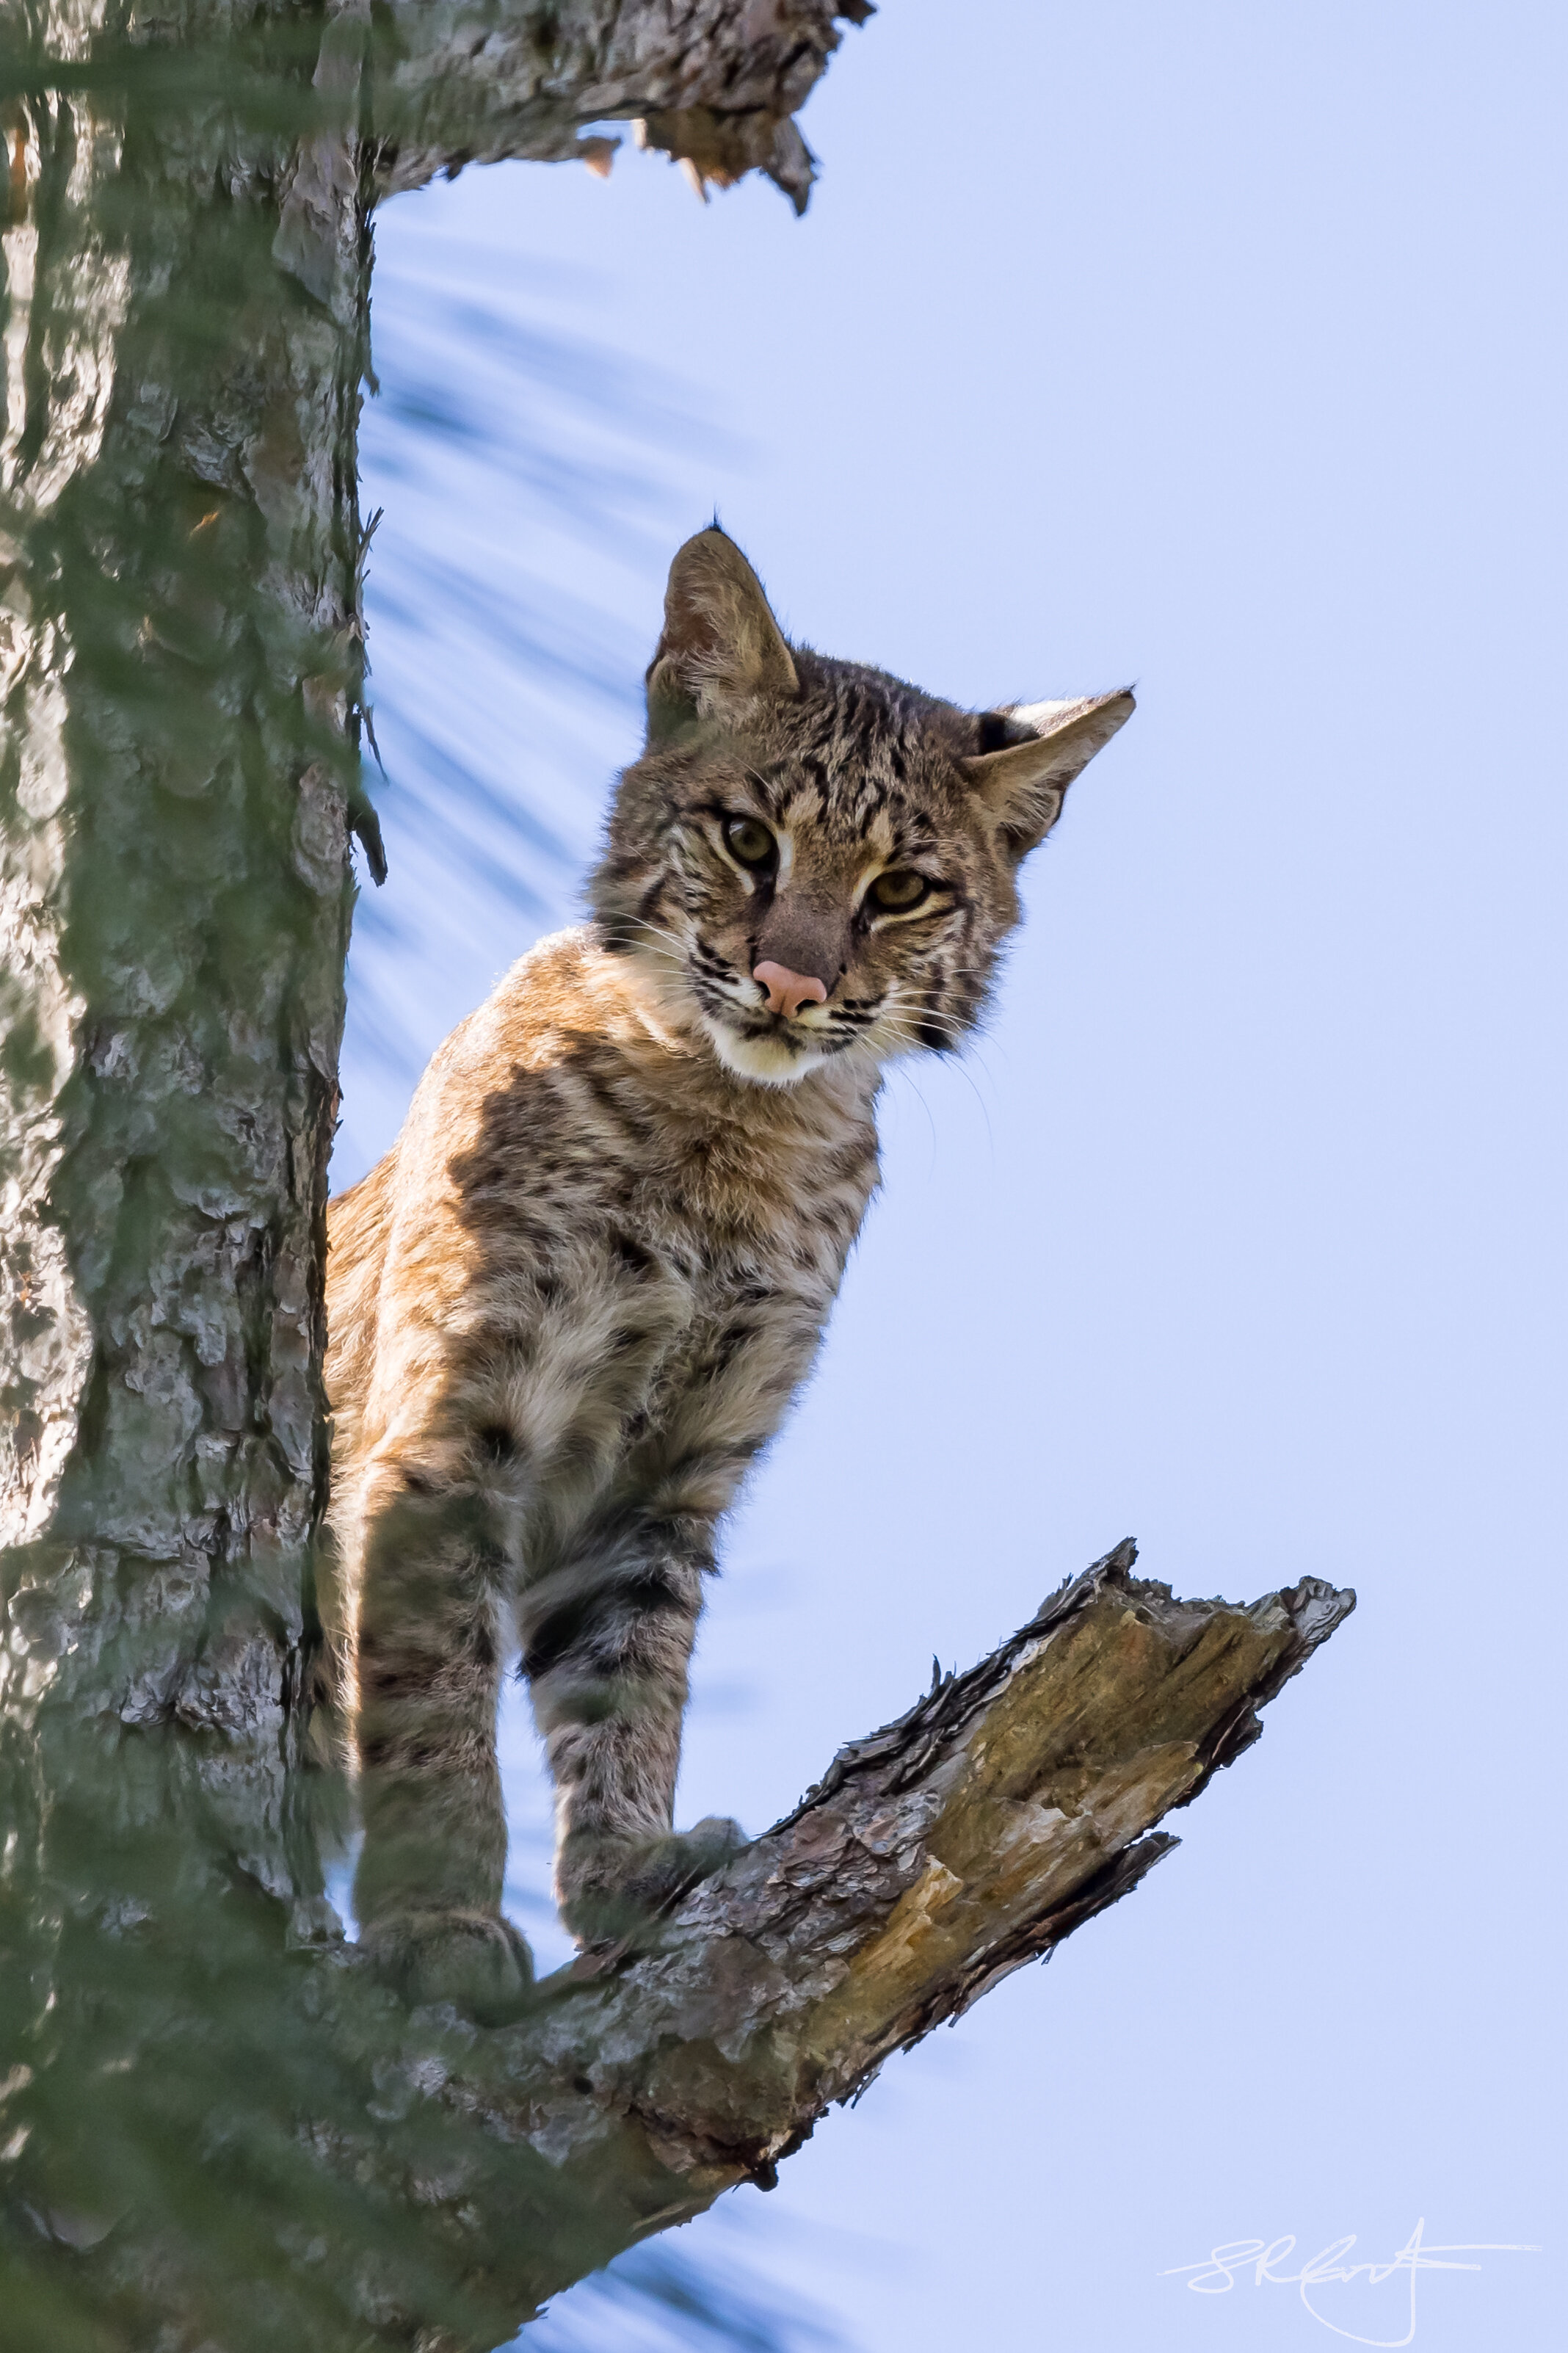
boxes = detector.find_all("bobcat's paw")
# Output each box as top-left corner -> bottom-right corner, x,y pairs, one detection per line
559,1816 -> 747,1946
360,1907 -> 534,2025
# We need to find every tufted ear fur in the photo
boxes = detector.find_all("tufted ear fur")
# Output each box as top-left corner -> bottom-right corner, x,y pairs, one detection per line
645,527 -> 799,741
962,688 -> 1135,862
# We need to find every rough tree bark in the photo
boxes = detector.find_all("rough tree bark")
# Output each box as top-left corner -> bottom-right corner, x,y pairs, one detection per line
0,10 -> 1354,2351
387,1543 -> 1355,2313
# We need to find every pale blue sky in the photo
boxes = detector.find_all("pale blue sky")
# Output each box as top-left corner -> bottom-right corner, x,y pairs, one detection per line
338,4 -> 1564,2346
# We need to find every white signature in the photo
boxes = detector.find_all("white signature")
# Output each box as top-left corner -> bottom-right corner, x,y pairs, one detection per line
1161,2218 -> 1539,2346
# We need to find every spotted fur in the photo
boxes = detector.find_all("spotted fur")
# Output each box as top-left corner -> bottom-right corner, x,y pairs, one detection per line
322,529 -> 1132,2013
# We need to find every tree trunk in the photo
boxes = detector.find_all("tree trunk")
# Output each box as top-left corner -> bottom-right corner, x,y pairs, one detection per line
0,12 -> 1354,2352
0,10 -> 371,2340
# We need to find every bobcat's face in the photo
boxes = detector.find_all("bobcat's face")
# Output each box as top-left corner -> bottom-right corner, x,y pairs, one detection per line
591,532 -> 1133,1090
599,672 -> 1018,1086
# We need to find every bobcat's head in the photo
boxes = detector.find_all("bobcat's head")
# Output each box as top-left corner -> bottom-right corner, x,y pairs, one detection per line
592,529 -> 1133,1087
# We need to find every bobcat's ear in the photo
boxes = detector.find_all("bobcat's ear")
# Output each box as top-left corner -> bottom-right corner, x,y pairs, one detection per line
961,688 -> 1135,861
646,528 -> 799,741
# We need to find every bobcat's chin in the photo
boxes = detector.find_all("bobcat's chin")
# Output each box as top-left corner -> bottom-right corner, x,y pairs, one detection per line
700,1011 -> 832,1087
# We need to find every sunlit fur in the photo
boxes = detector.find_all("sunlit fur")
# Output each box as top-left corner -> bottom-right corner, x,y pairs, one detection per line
321,531 -> 1130,2015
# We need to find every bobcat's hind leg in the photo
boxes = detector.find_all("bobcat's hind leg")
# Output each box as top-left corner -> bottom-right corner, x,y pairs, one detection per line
352,1468 -> 531,2021
521,1516 -> 743,1944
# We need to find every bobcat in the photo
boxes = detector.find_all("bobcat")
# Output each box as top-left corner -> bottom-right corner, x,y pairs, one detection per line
322,528 -> 1132,2017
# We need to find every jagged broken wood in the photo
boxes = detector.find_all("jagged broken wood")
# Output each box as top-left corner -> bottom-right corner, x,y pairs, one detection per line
349,1541 -> 1354,2311
371,1 -> 876,214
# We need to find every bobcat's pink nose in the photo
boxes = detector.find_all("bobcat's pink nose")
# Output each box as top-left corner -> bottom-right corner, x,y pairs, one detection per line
753,961 -> 829,1020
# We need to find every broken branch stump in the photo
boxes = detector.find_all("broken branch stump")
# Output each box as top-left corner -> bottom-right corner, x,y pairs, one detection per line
403,1540 -> 1355,2311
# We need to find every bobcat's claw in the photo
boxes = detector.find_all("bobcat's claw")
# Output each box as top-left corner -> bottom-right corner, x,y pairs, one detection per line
360,1907 -> 534,2025
558,1816 -> 746,1945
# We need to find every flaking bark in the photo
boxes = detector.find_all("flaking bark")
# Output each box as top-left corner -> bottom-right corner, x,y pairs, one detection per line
371,1 -> 877,213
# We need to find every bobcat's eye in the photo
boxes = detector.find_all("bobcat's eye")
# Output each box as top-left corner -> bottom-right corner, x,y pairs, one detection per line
723,815 -> 775,869
870,869 -> 931,913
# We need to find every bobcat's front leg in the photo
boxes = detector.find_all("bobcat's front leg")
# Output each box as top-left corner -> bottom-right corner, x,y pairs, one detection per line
352,1466 -> 531,2019
521,1507 -> 742,1943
